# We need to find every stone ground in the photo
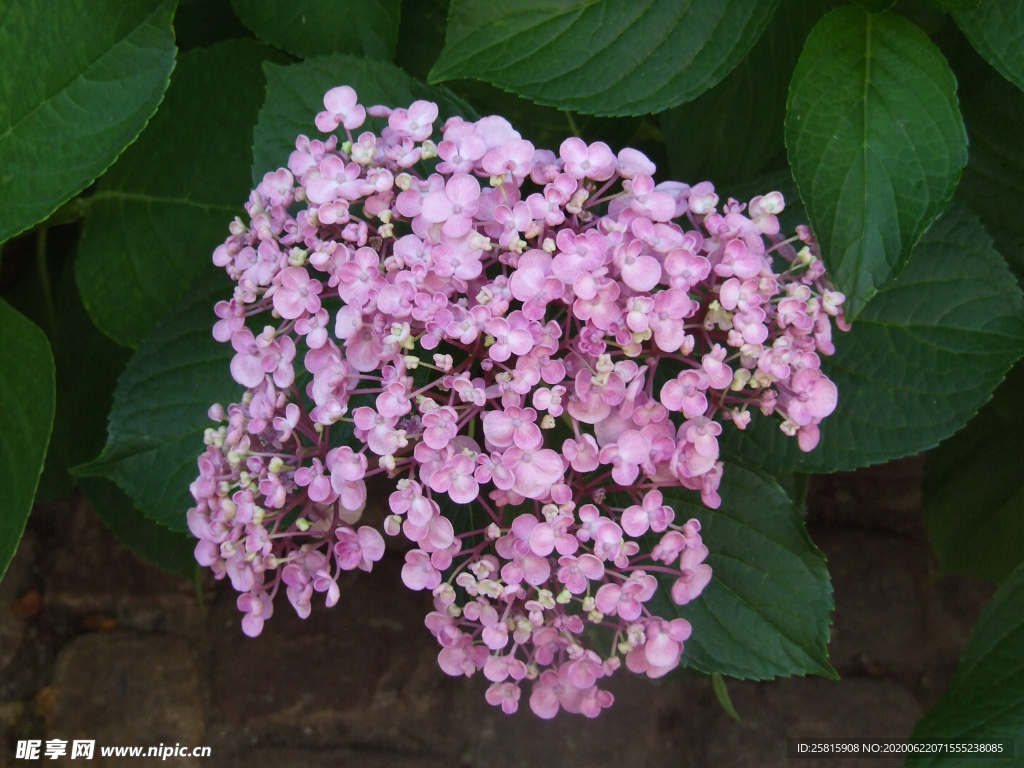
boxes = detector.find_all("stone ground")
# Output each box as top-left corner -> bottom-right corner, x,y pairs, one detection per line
0,457 -> 994,767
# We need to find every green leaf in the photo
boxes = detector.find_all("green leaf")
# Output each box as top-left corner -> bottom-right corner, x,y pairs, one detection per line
231,0 -> 399,60
927,0 -> 982,11
0,299 -> 55,579
427,0 -> 781,117
907,561 -> 1024,766
719,200 -> 1024,474
74,271 -> 241,531
654,466 -> 835,679
959,75 -> 1024,281
923,364 -> 1024,584
658,0 -> 813,187
394,0 -> 645,155
6,250 -> 133,502
75,39 -> 287,349
80,477 -> 198,579
786,6 -> 968,317
660,0 -> 834,187
394,0 -> 449,81
955,0 -> 1024,93
174,0 -> 249,50
0,0 -> 177,243
711,673 -> 742,722
252,53 -> 477,184
856,0 -> 896,12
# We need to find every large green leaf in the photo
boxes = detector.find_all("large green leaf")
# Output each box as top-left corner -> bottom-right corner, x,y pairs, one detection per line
660,0 -> 835,186
651,466 -> 834,679
230,0 -> 400,60
75,39 -> 286,349
5,252 -> 132,502
394,0 -> 646,154
927,0 -> 982,11
426,0 -> 781,117
74,272 -> 241,532
252,53 -> 476,183
923,364 -> 1024,584
719,201 -> 1024,474
955,0 -> 1024,94
394,0 -> 449,81
174,0 -> 248,50
0,299 -> 55,579
80,477 -> 198,580
0,0 -> 176,243
786,6 -> 968,317
907,561 -> 1024,766
959,76 -> 1024,281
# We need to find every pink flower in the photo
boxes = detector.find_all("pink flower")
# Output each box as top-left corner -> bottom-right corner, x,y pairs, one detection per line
552,229 -> 607,283
714,239 -> 761,280
429,453 -> 479,503
486,317 -> 534,362
273,267 -> 322,319
701,345 -> 733,389
258,168 -> 294,207
402,549 -> 442,590
784,368 -> 838,426
502,446 -> 565,499
437,122 -> 487,174
485,682 -> 522,714
336,246 -> 383,308
294,458 -> 335,503
594,572 -> 656,620
628,174 -> 676,222
621,490 -> 675,537
617,147 -> 656,178
559,137 -> 616,181
509,250 -> 564,320
688,181 -> 718,215
482,406 -> 542,449
626,619 -> 691,678
229,329 -> 264,387
388,100 -> 438,141
237,591 -> 273,637
671,545 -> 713,604
334,526 -> 385,571
199,87 -> 848,712
572,276 -> 621,330
306,155 -> 368,204
314,85 -> 366,133
612,239 -> 662,292
421,174 -> 481,237
664,248 -> 711,291
529,670 -> 562,719
482,138 -> 536,180
556,554 -> 605,594
421,406 -> 459,450
661,370 -> 708,418
598,430 -> 650,485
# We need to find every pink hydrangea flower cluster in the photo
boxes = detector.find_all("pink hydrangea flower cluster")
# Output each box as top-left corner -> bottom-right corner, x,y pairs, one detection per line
188,85 -> 845,718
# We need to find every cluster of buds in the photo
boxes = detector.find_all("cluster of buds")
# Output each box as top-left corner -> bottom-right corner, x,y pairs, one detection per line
188,85 -> 844,717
